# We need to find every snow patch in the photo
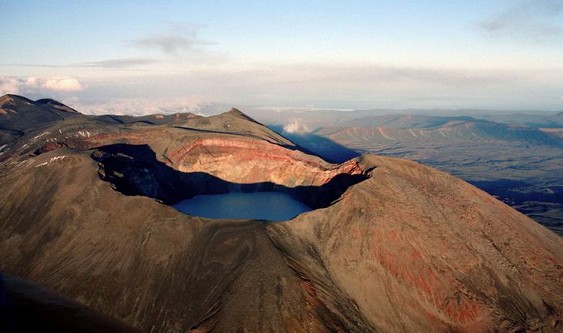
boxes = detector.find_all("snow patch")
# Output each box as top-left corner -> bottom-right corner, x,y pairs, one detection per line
49,155 -> 66,163
77,130 -> 91,138
0,144 -> 8,156
35,155 -> 66,167
31,131 -> 51,142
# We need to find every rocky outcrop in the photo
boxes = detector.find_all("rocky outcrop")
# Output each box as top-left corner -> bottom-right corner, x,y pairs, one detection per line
166,137 -> 364,187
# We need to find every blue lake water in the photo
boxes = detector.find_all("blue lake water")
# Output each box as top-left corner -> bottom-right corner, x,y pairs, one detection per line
173,192 -> 312,221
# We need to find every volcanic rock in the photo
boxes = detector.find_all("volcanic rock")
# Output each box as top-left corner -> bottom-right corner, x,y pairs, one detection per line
0,95 -> 561,332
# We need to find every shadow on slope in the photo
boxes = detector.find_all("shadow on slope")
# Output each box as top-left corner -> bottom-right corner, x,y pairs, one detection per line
267,125 -> 360,163
91,144 -> 368,211
0,273 -> 139,333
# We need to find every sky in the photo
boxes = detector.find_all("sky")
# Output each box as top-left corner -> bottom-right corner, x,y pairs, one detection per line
1,0 -> 562,114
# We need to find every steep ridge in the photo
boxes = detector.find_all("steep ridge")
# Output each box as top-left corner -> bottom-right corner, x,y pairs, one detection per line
0,98 -> 562,332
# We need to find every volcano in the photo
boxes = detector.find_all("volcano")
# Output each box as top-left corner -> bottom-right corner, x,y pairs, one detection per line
0,95 -> 561,332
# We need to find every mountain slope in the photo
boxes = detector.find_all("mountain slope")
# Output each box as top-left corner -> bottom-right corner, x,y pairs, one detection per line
268,154 -> 562,331
1,273 -> 140,333
0,98 -> 561,332
0,94 -> 81,144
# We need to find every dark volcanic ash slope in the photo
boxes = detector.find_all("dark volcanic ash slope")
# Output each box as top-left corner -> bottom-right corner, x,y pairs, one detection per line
0,95 -> 562,332
0,94 -> 80,144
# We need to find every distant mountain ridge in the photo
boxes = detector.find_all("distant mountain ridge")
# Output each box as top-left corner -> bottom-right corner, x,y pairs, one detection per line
319,118 -> 561,146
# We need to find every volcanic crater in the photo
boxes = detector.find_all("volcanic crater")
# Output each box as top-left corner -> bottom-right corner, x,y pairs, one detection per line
1,99 -> 562,332
91,139 -> 371,219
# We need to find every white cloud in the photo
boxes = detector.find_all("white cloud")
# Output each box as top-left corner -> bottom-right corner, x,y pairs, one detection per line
283,118 -> 311,134
41,77 -> 83,92
68,62 -> 563,113
72,97 -> 207,116
24,77 -> 39,88
0,76 -> 84,96
0,77 -> 21,95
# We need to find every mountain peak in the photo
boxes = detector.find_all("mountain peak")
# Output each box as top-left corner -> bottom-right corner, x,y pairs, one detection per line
0,94 -> 34,109
223,107 -> 260,123
35,98 -> 79,114
1,93 -> 28,101
1,94 -> 81,142
226,107 -> 245,116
